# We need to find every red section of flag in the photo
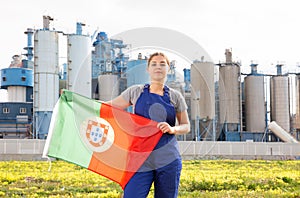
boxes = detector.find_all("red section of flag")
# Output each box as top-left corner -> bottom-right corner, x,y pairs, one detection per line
88,103 -> 162,189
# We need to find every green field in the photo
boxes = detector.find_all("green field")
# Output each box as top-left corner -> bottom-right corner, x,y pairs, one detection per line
0,160 -> 299,197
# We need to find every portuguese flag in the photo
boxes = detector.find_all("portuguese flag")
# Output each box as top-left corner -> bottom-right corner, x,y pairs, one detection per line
43,90 -> 163,189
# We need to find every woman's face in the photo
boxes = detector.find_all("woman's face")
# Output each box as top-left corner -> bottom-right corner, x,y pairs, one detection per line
147,55 -> 169,82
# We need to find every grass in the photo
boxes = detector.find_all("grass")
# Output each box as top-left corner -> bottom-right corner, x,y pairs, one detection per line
0,160 -> 299,197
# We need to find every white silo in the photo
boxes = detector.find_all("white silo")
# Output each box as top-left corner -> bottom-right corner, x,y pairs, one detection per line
67,23 -> 92,98
218,49 -> 242,132
244,64 -> 266,132
33,16 -> 59,138
270,64 -> 290,133
98,74 -> 119,101
191,60 -> 215,140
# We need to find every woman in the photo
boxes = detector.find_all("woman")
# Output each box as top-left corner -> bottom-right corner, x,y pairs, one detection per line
110,52 -> 190,198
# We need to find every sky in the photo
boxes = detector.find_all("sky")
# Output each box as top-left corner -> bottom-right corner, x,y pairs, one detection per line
1,0 -> 300,101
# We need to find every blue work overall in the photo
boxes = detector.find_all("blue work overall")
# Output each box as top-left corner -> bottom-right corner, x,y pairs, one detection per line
124,84 -> 182,198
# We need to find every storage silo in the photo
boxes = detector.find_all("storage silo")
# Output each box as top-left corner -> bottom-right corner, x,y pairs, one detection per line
294,74 -> 300,130
191,60 -> 215,140
218,49 -> 242,132
270,64 -> 290,133
244,64 -> 266,132
33,16 -> 59,138
67,22 -> 91,98
98,74 -> 119,101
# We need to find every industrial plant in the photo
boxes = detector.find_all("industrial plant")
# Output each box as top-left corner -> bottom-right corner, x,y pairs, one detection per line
0,16 -> 299,145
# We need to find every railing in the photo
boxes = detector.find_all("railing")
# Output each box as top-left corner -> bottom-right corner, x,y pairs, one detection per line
0,140 -> 299,161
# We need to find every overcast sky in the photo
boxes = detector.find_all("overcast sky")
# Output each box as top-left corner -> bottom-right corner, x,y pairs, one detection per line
1,0 -> 300,100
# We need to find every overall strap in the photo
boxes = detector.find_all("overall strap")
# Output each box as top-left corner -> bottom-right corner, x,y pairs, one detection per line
143,84 -> 171,103
143,84 -> 150,92
163,85 -> 171,103
163,85 -> 170,97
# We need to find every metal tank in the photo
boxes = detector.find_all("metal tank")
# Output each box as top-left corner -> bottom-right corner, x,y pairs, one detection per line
98,74 -> 119,101
218,49 -> 242,132
270,75 -> 290,133
268,121 -> 298,143
295,74 -> 300,130
190,60 -> 215,140
67,23 -> 91,98
34,30 -> 59,111
191,61 -> 215,119
33,17 -> 59,138
244,64 -> 265,132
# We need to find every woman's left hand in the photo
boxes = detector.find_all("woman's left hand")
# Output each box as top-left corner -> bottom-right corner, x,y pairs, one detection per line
157,122 -> 176,134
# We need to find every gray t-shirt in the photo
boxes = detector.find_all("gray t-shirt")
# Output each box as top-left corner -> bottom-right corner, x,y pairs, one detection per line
121,84 -> 188,113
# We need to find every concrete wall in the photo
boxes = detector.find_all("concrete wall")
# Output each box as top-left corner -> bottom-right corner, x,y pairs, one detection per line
0,139 -> 299,161
0,139 -> 45,160
179,141 -> 300,160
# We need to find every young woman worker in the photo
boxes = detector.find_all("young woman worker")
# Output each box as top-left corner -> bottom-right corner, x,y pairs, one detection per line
109,52 -> 190,198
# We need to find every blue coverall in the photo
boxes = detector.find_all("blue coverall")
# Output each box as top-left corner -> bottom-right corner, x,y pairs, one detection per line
124,84 -> 182,198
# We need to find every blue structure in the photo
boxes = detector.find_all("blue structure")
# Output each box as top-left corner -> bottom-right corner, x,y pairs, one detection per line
250,63 -> 258,75
0,102 -> 32,138
166,60 -> 176,83
0,67 -> 33,138
126,54 -> 149,86
0,68 -> 33,104
91,31 -> 129,99
0,27 -> 34,138
23,28 -> 34,68
276,64 -> 283,75
92,31 -> 128,77
59,63 -> 67,80
183,68 -> 191,92
1,68 -> 33,91
76,22 -> 84,35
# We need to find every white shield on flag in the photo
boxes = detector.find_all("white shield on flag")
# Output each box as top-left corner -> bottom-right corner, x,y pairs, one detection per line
80,117 -> 115,153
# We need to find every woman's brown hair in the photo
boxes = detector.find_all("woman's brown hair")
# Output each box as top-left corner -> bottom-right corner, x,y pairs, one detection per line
147,52 -> 170,67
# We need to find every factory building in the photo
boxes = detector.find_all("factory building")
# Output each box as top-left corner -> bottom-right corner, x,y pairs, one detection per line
0,16 -> 299,143
0,27 -> 34,138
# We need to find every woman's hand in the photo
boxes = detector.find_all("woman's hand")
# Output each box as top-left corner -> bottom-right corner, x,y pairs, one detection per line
157,122 -> 176,134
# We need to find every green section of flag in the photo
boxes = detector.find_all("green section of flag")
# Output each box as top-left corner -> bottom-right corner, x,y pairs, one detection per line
47,90 -> 101,168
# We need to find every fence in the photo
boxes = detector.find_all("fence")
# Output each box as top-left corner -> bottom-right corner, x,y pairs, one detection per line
0,139 -> 299,160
